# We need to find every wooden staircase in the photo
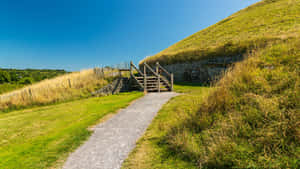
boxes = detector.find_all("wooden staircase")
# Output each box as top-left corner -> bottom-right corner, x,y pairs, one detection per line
129,61 -> 173,92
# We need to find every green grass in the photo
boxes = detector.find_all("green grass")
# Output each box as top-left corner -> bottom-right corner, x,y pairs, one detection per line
141,0 -> 300,65
0,92 -> 143,169
122,84 -> 212,169
0,83 -> 24,95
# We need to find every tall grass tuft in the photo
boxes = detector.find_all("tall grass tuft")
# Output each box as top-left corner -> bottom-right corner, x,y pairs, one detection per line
0,68 -> 118,111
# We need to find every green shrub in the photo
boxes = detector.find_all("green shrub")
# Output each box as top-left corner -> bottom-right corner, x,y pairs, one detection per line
19,77 -> 33,85
0,71 -> 11,83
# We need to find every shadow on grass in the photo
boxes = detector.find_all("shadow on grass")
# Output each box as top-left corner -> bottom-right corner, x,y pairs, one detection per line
153,128 -> 200,168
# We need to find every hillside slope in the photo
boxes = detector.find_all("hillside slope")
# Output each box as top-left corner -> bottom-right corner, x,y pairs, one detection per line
125,41 -> 300,167
142,0 -> 300,65
124,0 -> 300,168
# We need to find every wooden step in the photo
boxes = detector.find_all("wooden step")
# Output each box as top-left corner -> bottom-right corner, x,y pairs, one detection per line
137,81 -> 169,86
147,88 -> 170,92
135,76 -> 157,79
137,79 -> 169,82
142,84 -> 170,88
146,82 -> 159,85
138,80 -> 168,83
131,76 -> 172,92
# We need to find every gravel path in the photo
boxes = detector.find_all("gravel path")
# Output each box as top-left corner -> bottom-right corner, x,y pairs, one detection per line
63,92 -> 178,169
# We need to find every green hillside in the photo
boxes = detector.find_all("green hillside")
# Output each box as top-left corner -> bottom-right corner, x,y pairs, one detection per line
124,0 -> 300,168
142,0 -> 300,65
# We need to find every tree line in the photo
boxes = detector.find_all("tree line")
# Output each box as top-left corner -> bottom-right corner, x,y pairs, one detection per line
0,69 -> 67,85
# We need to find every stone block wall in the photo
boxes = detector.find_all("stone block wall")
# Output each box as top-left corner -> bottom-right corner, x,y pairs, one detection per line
156,56 -> 243,83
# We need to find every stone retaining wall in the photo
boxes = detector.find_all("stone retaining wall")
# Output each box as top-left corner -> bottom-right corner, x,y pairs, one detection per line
158,56 -> 243,83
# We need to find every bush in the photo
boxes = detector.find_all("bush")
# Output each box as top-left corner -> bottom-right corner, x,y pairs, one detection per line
19,77 -> 33,85
0,71 -> 11,83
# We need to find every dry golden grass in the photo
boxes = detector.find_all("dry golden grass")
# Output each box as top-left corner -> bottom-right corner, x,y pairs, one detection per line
0,68 -> 118,111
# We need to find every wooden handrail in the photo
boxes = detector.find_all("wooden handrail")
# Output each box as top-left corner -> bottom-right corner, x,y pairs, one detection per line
156,63 -> 160,93
157,62 -> 171,77
144,62 -> 159,77
160,75 -> 171,86
131,62 -> 144,76
131,74 -> 144,88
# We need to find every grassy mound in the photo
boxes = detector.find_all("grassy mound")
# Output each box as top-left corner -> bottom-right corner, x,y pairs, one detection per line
124,0 -> 300,168
124,39 -> 299,169
141,0 -> 300,65
166,40 -> 299,168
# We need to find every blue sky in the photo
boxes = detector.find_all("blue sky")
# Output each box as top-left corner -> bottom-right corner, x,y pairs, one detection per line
0,0 -> 260,71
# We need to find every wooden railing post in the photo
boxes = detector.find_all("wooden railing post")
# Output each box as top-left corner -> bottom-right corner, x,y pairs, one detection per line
171,73 -> 174,91
130,61 -> 133,77
156,62 -> 160,93
144,63 -> 147,93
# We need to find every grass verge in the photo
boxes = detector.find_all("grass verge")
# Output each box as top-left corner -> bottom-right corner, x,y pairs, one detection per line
122,84 -> 212,169
0,92 -> 143,169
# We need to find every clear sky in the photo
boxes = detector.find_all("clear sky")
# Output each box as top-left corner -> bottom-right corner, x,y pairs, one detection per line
0,0 -> 260,71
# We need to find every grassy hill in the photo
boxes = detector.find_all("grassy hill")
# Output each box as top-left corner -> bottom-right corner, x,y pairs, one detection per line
124,0 -> 300,168
141,0 -> 300,65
